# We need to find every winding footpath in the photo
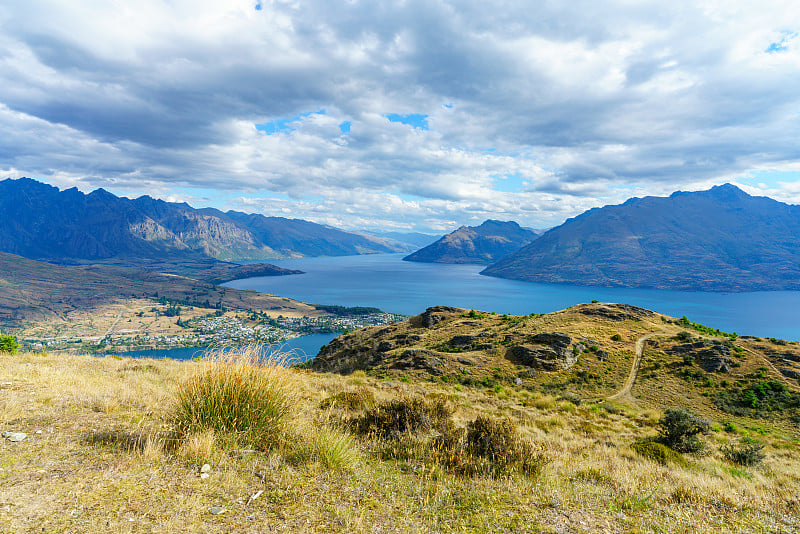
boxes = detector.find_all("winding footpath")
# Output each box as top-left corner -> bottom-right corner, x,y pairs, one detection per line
607,333 -> 654,402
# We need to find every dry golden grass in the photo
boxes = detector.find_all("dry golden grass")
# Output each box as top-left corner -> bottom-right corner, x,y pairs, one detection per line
1,349 -> 798,533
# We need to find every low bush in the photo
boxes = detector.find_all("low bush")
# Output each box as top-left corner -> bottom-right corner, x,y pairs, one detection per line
657,408 -> 711,453
353,396 -> 453,439
434,415 -> 546,478
631,440 -> 687,466
722,437 -> 766,467
172,347 -> 296,450
319,388 -> 375,410
0,333 -> 19,355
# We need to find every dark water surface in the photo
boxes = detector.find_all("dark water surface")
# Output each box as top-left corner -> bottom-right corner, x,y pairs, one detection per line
105,333 -> 338,362
225,253 -> 800,341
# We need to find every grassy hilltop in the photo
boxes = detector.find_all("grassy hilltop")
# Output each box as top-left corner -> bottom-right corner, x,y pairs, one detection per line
1,303 -> 799,533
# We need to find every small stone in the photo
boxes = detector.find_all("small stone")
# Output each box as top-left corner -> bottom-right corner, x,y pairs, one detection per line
200,473 -> 210,479
2,432 -> 27,442
208,506 -> 226,515
201,463 -> 211,473
514,377 -> 523,386
247,490 -> 263,504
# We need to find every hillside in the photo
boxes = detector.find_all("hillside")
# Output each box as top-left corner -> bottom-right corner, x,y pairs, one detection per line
1,305 -> 798,533
0,177 -> 401,264
481,184 -> 800,291
314,302 -> 800,429
403,220 -> 538,264
0,252 -> 317,330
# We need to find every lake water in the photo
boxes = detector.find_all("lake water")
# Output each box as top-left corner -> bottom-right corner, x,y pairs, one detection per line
226,253 -> 800,341
105,333 -> 338,362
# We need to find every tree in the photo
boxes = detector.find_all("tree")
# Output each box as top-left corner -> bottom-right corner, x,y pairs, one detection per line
0,333 -> 20,355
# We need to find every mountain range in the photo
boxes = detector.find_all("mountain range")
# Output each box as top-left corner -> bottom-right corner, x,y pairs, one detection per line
0,178 -> 403,266
403,220 -> 539,264
482,184 -> 800,291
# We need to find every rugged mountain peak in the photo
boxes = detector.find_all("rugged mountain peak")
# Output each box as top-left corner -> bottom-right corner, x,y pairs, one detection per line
0,177 -> 404,264
482,184 -> 800,291
403,219 -> 539,264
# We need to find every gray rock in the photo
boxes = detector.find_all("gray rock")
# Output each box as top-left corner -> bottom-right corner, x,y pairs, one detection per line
506,344 -> 577,371
2,432 -> 26,442
530,332 -> 572,347
456,357 -> 475,366
668,341 -> 733,373
514,377 -> 523,386
596,350 -> 610,361
208,506 -> 226,515
376,341 -> 394,352
201,463 -> 211,473
780,368 -> 800,381
410,306 -> 463,328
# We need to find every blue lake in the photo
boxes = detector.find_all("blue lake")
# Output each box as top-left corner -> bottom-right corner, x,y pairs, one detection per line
226,253 -> 800,341
105,333 -> 338,362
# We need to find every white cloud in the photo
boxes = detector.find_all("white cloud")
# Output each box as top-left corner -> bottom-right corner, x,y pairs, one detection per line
0,0 -> 799,232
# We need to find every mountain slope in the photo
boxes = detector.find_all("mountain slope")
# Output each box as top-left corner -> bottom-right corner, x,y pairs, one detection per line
0,178 -> 401,263
0,252 -> 314,329
403,220 -> 539,264
481,184 -> 800,291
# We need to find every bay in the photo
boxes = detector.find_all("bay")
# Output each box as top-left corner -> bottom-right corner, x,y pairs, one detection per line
226,253 -> 800,341
104,333 -> 338,362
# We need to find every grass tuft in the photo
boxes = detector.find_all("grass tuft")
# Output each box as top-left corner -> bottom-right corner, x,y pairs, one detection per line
172,346 -> 296,450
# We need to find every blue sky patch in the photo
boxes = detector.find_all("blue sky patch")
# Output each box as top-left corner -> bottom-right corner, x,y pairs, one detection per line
386,113 -> 429,130
339,121 -> 351,133
256,110 -> 324,134
254,1 -> 262,11
493,173 -> 526,193
743,169 -> 800,188
766,31 -> 797,53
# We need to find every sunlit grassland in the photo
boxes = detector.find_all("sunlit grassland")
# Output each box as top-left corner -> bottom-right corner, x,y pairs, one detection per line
0,349 -> 798,533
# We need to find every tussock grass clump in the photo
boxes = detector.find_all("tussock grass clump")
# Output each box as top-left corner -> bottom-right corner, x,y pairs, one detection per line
354,395 -> 452,438
320,388 -> 375,410
284,424 -> 360,470
172,346 -> 296,450
631,440 -> 688,466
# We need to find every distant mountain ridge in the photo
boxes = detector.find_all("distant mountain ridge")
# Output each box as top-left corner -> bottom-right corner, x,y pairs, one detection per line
0,178 -> 402,264
403,220 -> 539,264
482,184 -> 800,291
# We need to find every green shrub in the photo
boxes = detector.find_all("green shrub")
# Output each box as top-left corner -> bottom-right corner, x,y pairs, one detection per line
676,331 -> 693,342
631,440 -> 688,466
610,334 -> 622,342
172,347 -> 296,450
354,396 -> 452,439
721,437 -> 765,467
657,408 -> 711,453
714,380 -> 800,417
0,333 -> 19,355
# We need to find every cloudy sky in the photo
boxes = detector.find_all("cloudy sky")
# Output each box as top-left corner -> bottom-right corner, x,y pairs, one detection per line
1,1 -> 799,232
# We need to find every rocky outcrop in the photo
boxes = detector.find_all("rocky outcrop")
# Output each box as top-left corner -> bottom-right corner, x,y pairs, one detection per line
668,341 -> 734,373
409,306 -> 464,328
577,303 -> 656,322
780,368 -> 800,383
393,350 -> 446,375
505,332 -> 578,371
